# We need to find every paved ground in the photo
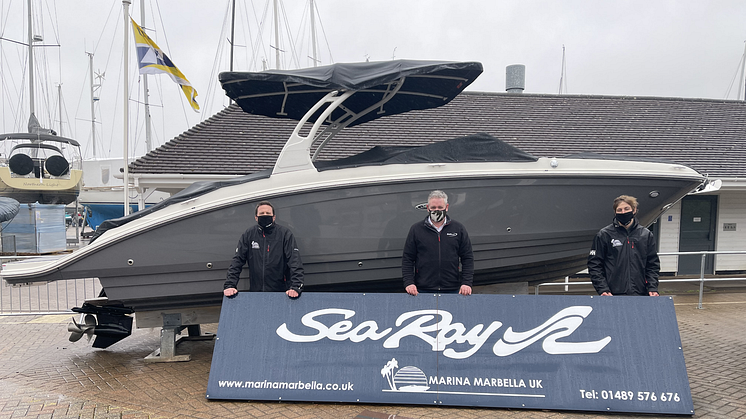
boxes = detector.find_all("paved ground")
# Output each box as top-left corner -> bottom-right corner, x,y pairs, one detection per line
0,285 -> 744,419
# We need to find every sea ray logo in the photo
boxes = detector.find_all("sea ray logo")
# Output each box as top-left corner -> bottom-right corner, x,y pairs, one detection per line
492,306 -> 611,356
611,239 -> 623,247
446,232 -> 458,237
251,241 -> 260,249
276,306 -> 611,359
381,358 -> 429,392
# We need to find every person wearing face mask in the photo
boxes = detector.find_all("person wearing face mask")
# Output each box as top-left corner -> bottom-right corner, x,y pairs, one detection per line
402,190 -> 474,296
223,201 -> 304,298
587,195 -> 660,297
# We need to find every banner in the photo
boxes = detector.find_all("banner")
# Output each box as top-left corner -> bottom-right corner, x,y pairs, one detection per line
207,293 -> 693,415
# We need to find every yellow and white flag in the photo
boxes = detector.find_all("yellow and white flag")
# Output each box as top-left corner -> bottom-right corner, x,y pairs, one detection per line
131,18 -> 199,111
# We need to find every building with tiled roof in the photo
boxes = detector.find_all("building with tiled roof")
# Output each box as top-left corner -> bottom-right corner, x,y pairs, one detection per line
130,92 -> 746,180
127,91 -> 746,276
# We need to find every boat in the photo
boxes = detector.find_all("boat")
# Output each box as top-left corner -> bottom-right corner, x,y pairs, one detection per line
0,197 -> 20,224
0,0 -> 83,205
0,60 -> 708,348
0,119 -> 83,205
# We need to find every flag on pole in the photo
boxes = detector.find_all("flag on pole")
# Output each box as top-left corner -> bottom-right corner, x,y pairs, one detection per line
131,18 -> 199,111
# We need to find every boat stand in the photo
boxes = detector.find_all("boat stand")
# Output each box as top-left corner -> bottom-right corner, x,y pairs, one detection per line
138,307 -> 220,363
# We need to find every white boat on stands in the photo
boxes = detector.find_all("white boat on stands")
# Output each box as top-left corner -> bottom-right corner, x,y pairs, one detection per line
0,60 -> 708,349
0,117 -> 83,205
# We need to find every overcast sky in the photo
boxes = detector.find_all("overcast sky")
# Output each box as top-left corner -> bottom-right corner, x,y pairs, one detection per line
2,0 -> 746,160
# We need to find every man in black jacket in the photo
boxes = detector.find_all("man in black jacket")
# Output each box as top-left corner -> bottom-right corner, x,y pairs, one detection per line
402,190 -> 474,296
588,195 -> 660,296
223,201 -> 304,298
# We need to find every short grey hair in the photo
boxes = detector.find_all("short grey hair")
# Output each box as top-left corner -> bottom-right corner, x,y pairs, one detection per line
428,190 -> 448,205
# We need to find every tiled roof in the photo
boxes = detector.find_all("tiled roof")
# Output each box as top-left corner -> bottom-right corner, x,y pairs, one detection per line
130,92 -> 746,178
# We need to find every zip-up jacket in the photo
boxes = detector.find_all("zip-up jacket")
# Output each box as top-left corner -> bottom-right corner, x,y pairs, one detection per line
402,215 -> 474,292
587,218 -> 660,296
224,223 -> 304,294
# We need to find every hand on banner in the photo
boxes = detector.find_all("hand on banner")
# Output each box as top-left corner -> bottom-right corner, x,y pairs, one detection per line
459,285 -> 472,296
601,292 -> 613,296
405,284 -> 418,296
224,288 -> 238,297
649,291 -> 660,296
286,289 -> 299,298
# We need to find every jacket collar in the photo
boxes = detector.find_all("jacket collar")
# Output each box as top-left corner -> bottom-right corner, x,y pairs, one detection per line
424,214 -> 451,229
258,224 -> 276,234
613,217 -> 639,230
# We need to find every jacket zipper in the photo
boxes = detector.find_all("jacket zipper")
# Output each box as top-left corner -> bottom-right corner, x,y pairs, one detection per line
261,231 -> 266,291
437,231 -> 442,292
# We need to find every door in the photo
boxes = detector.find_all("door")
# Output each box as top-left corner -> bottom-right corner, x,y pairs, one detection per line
678,196 -> 717,275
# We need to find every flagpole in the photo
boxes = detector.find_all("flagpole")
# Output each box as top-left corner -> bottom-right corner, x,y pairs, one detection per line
140,0 -> 152,153
274,0 -> 280,69
123,0 -> 131,216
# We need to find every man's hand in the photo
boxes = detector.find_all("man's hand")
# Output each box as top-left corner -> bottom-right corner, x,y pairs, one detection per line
286,289 -> 299,298
649,291 -> 660,297
459,285 -> 472,296
405,284 -> 418,296
600,292 -> 613,296
224,288 -> 238,297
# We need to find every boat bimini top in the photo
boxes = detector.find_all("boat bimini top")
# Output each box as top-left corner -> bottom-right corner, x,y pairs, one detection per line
219,60 -> 483,174
90,61 -> 483,241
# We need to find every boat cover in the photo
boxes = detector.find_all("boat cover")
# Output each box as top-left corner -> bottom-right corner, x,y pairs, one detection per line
315,133 -> 537,171
0,197 -> 20,223
219,60 -> 483,127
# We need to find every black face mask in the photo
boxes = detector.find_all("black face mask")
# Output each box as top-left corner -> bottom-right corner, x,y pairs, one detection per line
429,209 -> 446,223
615,211 -> 634,225
257,215 -> 274,229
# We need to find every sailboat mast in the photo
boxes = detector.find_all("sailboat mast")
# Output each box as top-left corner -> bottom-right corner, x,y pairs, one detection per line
738,41 -> 746,101
310,0 -> 318,67
87,52 -> 97,158
558,45 -> 567,95
140,0 -> 152,152
230,0 -> 236,72
57,84 -> 63,136
123,0 -> 131,216
27,0 -> 35,119
274,0 -> 280,69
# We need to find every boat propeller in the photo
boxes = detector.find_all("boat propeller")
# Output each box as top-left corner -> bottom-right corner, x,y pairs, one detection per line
68,303 -> 134,348
68,314 -> 97,342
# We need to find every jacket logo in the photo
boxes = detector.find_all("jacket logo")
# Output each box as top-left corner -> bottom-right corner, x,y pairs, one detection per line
446,232 -> 458,237
610,239 -> 623,247
589,250 -> 596,256
251,241 -> 260,249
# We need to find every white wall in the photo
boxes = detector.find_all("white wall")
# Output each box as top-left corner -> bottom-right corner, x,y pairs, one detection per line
715,191 -> 746,272
658,202 -> 681,273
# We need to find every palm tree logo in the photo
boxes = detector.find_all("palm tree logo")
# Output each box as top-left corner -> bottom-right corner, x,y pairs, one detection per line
381,359 -> 430,392
381,358 -> 399,391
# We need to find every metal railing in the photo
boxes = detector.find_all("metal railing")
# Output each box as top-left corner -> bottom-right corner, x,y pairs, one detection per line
1,256 -> 102,315
534,250 -> 746,309
1,234 -> 17,255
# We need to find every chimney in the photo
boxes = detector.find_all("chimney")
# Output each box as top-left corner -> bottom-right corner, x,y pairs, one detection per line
506,65 -> 525,93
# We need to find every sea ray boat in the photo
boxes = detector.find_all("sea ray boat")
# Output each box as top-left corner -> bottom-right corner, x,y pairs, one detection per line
0,116 -> 83,205
1,60 -> 708,348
